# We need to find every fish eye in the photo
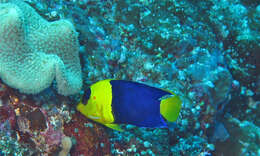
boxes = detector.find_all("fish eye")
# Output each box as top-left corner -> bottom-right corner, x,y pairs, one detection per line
82,88 -> 91,104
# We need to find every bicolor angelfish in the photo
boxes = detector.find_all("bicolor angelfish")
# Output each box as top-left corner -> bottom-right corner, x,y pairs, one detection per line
77,79 -> 182,131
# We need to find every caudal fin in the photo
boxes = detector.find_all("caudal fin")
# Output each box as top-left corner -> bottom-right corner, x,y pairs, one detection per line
160,92 -> 182,122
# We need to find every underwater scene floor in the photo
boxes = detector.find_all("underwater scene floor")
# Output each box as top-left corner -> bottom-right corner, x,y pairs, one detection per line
0,0 -> 259,156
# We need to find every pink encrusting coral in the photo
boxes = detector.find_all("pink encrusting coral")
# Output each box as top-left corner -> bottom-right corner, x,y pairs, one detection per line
15,100 -> 68,154
0,81 -> 72,155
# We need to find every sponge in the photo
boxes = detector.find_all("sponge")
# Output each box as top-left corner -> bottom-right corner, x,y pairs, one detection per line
0,0 -> 82,95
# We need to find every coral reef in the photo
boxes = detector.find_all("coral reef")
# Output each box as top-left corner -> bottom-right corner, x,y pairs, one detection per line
214,115 -> 260,155
0,81 -> 112,155
0,0 -> 259,155
63,112 -> 111,156
0,0 -> 82,95
109,126 -> 170,156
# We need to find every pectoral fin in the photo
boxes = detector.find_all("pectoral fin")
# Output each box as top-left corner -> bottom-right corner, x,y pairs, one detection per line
88,115 -> 100,120
105,124 -> 123,131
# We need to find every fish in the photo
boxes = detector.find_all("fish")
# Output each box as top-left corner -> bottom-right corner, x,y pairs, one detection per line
77,79 -> 182,131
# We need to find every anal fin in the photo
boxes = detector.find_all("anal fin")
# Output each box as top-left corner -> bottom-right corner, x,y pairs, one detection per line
105,124 -> 123,131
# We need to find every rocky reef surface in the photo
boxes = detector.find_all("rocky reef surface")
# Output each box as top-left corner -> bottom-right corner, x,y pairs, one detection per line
0,0 -> 259,155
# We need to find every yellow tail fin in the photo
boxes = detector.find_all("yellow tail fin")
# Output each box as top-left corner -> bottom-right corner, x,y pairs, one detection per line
160,93 -> 182,122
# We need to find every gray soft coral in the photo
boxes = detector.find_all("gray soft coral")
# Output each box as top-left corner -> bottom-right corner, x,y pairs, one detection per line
0,0 -> 82,95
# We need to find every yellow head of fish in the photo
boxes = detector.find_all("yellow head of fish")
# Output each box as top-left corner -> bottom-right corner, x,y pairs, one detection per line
76,80 -> 114,124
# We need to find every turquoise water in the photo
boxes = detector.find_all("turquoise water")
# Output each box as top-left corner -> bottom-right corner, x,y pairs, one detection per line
0,0 -> 259,155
